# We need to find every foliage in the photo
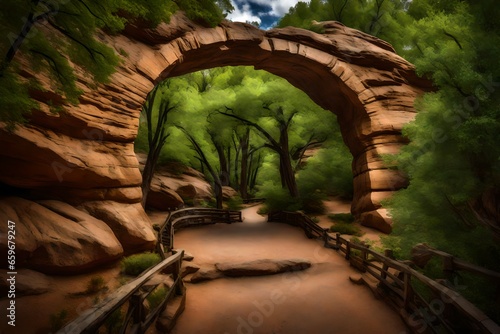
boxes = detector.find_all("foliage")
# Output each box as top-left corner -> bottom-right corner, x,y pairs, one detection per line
136,66 -> 352,212
103,308 -> 124,334
175,0 -> 233,27
277,0 -> 412,52
0,0 -> 232,125
329,222 -> 361,236
256,180 -> 300,213
226,195 -> 243,210
328,213 -> 354,223
120,253 -> 161,276
383,0 -> 500,274
49,309 -> 68,332
147,286 -> 168,310
85,275 -> 107,294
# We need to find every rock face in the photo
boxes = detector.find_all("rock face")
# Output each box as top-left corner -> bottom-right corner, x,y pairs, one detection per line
136,154 -> 213,210
0,197 -> 124,274
0,13 -> 430,236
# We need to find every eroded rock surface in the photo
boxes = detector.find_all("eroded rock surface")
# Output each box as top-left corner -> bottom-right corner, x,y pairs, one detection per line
216,258 -> 312,277
188,258 -> 312,283
0,197 -> 123,274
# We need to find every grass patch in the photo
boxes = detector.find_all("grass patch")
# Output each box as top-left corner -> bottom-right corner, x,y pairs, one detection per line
121,253 -> 161,276
103,308 -> 124,334
49,309 -> 68,332
329,222 -> 362,236
147,286 -> 169,310
327,213 -> 354,223
86,275 -> 107,294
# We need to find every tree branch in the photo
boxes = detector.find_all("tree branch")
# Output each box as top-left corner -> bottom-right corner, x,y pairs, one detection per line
48,19 -> 106,61
219,108 -> 282,152
443,30 -> 463,50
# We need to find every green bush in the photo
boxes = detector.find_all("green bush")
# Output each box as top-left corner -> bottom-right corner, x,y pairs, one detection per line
49,309 -> 68,332
227,195 -> 243,210
256,180 -> 301,213
330,223 -> 362,236
85,275 -> 107,294
121,253 -> 161,276
327,213 -> 354,223
104,308 -> 124,334
147,286 -> 169,310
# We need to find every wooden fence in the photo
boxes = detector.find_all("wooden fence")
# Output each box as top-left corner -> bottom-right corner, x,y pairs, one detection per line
158,207 -> 243,256
268,211 -> 500,334
58,250 -> 185,334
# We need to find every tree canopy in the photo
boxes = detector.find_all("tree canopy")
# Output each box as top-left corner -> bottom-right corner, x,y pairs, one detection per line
135,66 -> 351,211
0,0 -> 233,125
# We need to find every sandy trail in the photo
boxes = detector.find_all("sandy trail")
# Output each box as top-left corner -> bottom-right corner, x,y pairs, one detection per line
171,206 -> 407,334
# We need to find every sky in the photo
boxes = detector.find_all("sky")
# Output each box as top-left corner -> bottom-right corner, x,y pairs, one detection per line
226,0 -> 310,30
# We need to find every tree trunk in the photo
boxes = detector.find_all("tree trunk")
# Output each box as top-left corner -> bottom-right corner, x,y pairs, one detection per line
239,129 -> 250,199
141,146 -> 161,208
214,180 -> 223,209
215,142 -> 230,186
279,126 -> 299,197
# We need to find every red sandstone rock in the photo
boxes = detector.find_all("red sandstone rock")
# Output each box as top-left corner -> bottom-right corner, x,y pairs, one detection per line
0,197 -> 123,274
77,201 -> 156,253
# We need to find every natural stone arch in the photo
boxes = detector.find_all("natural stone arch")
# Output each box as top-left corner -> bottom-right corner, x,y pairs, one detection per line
0,13 -> 429,238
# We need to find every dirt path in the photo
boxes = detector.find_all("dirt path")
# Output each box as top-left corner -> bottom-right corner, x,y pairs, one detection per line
171,206 -> 407,334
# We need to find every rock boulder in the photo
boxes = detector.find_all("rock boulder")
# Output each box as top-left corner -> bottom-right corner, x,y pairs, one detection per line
0,197 -> 123,274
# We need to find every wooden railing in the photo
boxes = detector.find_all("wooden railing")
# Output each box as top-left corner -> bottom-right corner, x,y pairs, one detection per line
58,250 -> 185,334
158,207 -> 243,257
268,211 -> 500,334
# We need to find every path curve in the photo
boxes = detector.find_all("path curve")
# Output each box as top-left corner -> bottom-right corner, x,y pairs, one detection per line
169,207 -> 407,334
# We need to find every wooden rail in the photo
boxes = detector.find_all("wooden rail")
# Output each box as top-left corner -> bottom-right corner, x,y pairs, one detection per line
268,211 -> 500,334
158,207 -> 243,257
58,250 -> 185,334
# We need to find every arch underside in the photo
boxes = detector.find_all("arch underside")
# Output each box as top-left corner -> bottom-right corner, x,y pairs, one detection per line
0,14 -> 430,234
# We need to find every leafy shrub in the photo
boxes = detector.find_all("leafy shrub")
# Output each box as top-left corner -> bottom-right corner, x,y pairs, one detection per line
330,223 -> 362,236
49,309 -> 68,332
104,308 -> 124,334
121,253 -> 161,276
147,286 -> 168,310
297,147 -> 354,200
85,276 -> 107,294
227,195 -> 243,210
256,180 -> 301,213
327,213 -> 354,223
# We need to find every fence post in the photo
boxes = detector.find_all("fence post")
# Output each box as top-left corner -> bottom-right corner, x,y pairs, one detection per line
346,241 -> 351,260
403,271 -> 413,309
361,244 -> 368,271
442,253 -> 454,281
336,233 -> 341,249
381,250 -> 393,280
130,292 -> 144,325
172,251 -> 184,295
323,231 -> 328,247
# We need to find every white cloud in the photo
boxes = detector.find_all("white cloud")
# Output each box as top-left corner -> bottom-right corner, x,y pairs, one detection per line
226,2 -> 261,25
251,0 -> 310,17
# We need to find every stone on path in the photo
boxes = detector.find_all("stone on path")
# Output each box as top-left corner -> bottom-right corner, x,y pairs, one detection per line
216,259 -> 311,277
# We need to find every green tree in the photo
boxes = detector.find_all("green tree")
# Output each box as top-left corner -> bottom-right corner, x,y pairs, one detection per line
278,0 -> 411,52
140,80 -> 180,208
385,0 -> 500,260
217,73 -> 336,199
0,0 -> 232,125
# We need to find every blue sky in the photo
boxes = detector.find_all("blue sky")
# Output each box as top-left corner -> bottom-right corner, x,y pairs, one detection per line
226,0 -> 310,30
